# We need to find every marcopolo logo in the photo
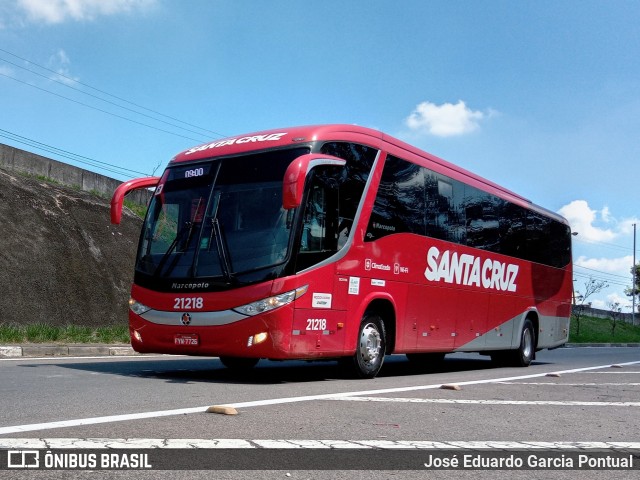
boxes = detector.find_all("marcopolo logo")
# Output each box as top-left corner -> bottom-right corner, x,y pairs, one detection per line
424,246 -> 519,292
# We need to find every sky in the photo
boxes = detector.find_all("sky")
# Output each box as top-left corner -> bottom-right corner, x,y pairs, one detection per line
0,0 -> 639,312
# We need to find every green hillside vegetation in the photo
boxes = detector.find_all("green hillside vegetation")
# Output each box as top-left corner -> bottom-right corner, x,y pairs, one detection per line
569,314 -> 640,343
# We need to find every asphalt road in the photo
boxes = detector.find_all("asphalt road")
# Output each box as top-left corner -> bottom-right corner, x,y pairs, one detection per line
1,347 -> 639,479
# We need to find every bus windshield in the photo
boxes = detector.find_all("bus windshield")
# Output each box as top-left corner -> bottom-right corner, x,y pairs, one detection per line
136,147 -> 309,284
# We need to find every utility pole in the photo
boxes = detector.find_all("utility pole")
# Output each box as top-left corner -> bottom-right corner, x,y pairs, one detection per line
633,223 -> 637,326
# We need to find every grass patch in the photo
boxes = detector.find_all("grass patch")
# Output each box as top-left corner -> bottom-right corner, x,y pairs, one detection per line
0,324 -> 24,343
0,324 -> 130,344
33,174 -> 61,185
13,170 -> 148,218
123,199 -> 148,219
95,325 -> 130,343
25,323 -> 60,342
569,315 -> 640,343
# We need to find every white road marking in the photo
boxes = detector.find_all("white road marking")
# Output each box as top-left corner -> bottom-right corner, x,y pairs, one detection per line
1,438 -> 639,450
1,360 -> 639,435
0,407 -> 207,435
576,371 -> 640,374
498,382 -> 640,386
325,396 -> 640,407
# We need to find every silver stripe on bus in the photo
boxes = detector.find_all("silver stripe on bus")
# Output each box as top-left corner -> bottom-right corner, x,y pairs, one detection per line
140,309 -> 246,326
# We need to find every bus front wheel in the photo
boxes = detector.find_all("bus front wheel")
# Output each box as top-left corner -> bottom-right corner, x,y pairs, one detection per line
348,313 -> 386,379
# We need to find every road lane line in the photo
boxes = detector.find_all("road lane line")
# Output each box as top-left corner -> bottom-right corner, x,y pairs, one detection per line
220,360 -> 640,410
326,397 -> 640,407
498,382 -> 640,386
576,371 -> 640,374
0,407 -> 207,435
1,360 -> 639,435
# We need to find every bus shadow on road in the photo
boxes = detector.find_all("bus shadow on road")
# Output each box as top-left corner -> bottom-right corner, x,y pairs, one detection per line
43,353 -> 551,385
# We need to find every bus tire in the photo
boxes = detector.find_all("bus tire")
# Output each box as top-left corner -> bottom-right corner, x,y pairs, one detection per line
349,313 -> 386,379
505,318 -> 535,367
219,356 -> 259,370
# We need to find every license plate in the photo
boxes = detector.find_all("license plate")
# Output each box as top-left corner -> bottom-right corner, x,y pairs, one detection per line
174,333 -> 199,346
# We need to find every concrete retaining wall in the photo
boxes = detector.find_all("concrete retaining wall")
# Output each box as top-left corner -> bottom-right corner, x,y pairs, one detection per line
572,304 -> 635,324
0,143 -> 152,205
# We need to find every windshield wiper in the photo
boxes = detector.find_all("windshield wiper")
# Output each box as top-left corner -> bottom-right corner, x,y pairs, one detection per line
210,217 -> 234,282
153,221 -> 196,277
190,191 -> 235,284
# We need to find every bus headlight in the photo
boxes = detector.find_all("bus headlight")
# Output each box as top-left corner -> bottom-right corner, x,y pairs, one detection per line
129,297 -> 151,315
233,285 -> 308,316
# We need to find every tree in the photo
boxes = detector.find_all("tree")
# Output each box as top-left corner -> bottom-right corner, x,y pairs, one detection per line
624,263 -> 640,315
607,301 -> 623,337
572,278 -> 608,337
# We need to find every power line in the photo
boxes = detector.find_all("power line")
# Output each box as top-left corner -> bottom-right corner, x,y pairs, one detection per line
0,47 -> 227,139
0,128 -> 148,179
572,269 -> 630,288
574,236 -> 639,256
0,57 -> 215,140
0,71 -> 206,143
572,273 -> 629,289
0,49 -> 225,181
574,263 -> 632,280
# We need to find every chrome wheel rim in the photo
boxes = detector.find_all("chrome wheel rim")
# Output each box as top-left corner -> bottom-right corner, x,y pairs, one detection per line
359,322 -> 382,365
522,328 -> 533,359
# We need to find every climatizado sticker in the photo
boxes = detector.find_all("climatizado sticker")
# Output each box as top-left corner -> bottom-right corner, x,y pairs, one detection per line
424,246 -> 519,292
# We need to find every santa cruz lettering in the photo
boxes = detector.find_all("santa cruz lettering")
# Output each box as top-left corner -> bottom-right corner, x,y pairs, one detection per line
424,246 -> 519,292
185,133 -> 288,155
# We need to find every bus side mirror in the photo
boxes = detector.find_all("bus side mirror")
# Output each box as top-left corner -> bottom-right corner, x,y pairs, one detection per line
111,176 -> 161,224
282,154 -> 346,209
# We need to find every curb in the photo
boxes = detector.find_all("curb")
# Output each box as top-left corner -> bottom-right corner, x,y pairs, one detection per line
0,344 -> 138,358
565,343 -> 640,348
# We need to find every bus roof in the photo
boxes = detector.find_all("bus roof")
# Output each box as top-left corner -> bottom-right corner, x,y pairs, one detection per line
170,124 -> 567,225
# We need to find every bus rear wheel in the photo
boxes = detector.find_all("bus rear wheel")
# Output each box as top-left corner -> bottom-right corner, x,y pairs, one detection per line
219,356 -> 259,371
493,318 -> 535,367
348,313 -> 386,379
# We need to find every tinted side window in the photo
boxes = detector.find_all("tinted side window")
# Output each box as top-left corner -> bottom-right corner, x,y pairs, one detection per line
424,173 -> 466,244
320,142 -> 377,237
361,152 -> 570,269
525,212 -> 571,268
548,221 -> 572,268
294,142 -> 378,271
464,186 -> 503,252
498,203 -> 528,258
366,155 -> 425,241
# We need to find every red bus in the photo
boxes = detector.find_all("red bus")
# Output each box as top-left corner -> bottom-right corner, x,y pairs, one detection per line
111,125 -> 572,378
